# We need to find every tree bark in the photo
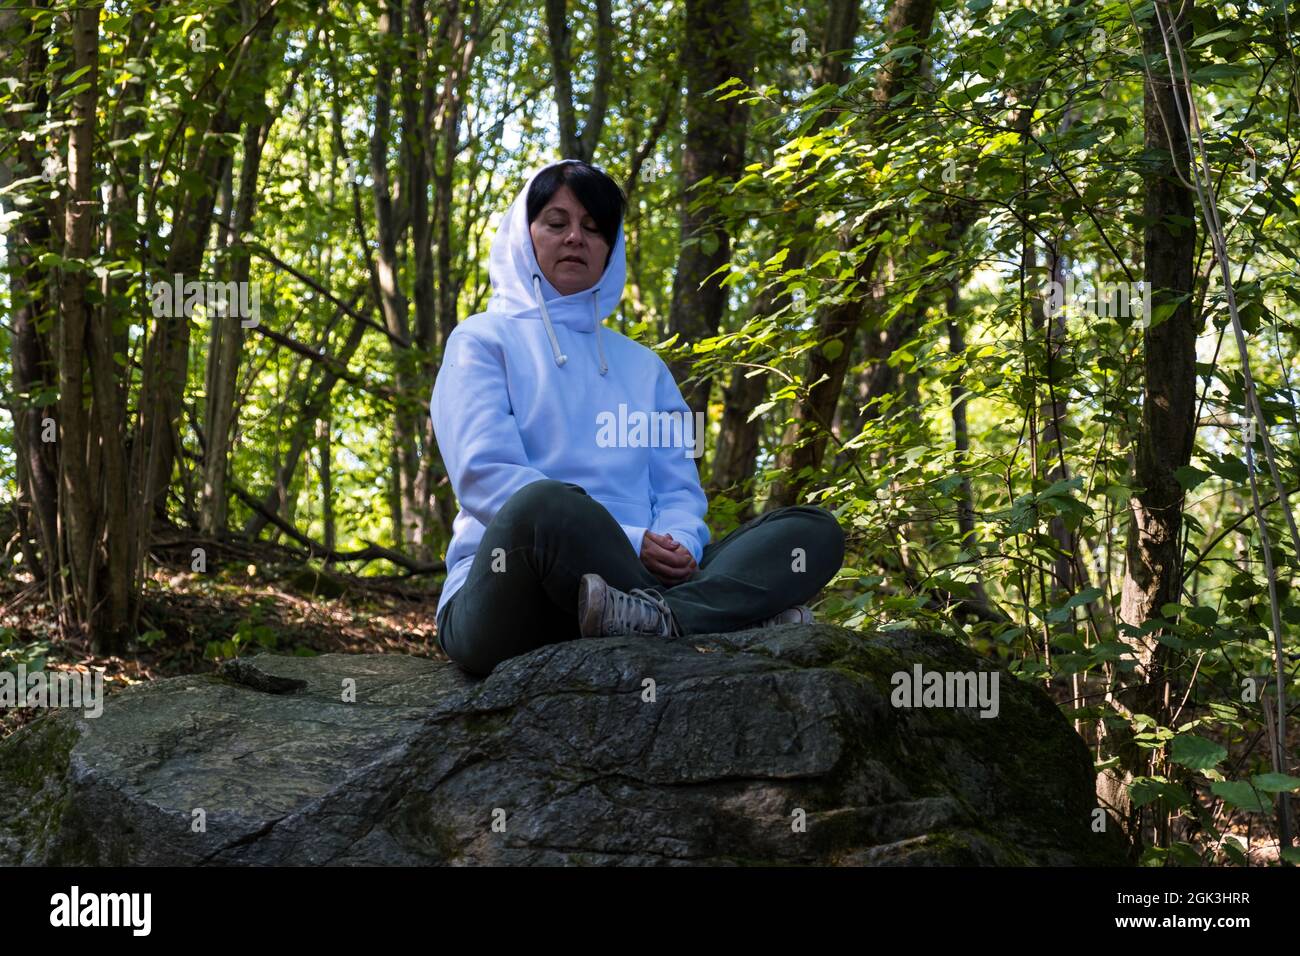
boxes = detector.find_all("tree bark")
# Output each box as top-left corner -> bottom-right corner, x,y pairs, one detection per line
663,0 -> 752,430
1103,0 -> 1199,854
55,3 -> 102,641
1119,2 -> 1198,689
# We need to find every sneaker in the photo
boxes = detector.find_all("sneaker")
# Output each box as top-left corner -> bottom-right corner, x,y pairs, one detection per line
577,573 -> 681,638
757,605 -> 814,627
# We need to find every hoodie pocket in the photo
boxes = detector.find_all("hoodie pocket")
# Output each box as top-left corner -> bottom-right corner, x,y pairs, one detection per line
591,493 -> 653,527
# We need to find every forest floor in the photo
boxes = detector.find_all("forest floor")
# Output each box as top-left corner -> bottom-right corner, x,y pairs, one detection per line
0,533 -> 447,741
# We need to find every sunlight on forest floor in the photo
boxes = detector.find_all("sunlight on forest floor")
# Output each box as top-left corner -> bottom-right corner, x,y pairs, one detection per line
0,546 -> 446,741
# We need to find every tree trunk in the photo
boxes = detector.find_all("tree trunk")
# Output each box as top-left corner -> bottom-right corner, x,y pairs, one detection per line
370,0 -> 428,556
766,0 -> 937,509
664,0 -> 752,428
0,4 -> 59,584
1119,2 -> 1198,696
420,0 -> 480,554
1104,0 -> 1199,854
54,2 -> 99,641
202,3 -> 278,534
543,0 -> 612,162
55,3 -> 135,651
709,0 -> 860,507
318,413 -> 335,554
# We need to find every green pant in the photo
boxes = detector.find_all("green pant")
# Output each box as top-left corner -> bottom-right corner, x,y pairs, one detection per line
436,479 -> 845,677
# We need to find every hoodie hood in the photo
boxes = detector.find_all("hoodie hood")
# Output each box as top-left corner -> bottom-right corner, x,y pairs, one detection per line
486,159 -> 626,374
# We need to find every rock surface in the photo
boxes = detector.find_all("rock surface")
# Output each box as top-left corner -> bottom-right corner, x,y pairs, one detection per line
0,624 -> 1125,865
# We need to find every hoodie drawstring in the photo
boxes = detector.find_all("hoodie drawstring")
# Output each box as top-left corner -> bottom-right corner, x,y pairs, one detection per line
530,273 -> 608,375
531,274 -> 567,367
592,291 -> 608,375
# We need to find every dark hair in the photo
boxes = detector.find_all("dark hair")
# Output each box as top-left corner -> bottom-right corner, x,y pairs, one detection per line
526,161 -> 626,255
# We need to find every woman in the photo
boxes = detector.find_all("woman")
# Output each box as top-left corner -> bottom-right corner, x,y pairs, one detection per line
430,158 -> 845,677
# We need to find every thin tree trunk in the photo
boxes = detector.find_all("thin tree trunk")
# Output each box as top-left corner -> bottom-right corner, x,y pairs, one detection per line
241,291 -> 369,537
0,4 -> 59,582
318,413 -> 335,554
370,0 -> 423,553
543,0 -> 612,162
944,210 -> 996,615
766,0 -> 937,509
1120,2 -> 1198,695
55,2 -> 100,641
1037,102 -> 1082,599
202,3 -> 278,534
709,0 -> 860,507
421,0 -> 480,552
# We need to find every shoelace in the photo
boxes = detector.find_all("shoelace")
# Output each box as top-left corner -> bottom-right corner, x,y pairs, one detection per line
607,586 -> 681,638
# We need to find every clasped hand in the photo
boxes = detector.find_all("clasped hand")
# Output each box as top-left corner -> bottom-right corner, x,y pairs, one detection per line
639,530 -> 697,586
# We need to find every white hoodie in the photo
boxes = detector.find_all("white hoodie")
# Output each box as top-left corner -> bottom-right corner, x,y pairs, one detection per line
430,160 -> 711,621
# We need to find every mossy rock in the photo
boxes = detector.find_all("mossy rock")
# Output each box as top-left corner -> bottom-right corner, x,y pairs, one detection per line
0,625 -> 1127,866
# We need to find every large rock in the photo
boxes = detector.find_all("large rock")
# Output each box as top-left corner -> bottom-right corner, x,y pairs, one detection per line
0,625 -> 1124,865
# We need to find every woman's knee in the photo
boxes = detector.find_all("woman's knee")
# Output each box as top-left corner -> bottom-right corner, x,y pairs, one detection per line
494,479 -> 590,532
783,505 -> 845,568
818,507 -> 846,561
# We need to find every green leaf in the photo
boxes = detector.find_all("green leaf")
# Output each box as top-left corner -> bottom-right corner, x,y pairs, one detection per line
1210,780 -> 1271,813
1146,300 -> 1179,329
1169,733 -> 1226,770
1190,29 -> 1235,47
1041,475 -> 1084,498
1174,465 -> 1211,491
1190,64 -> 1251,83
1129,776 -> 1191,809
1205,455 -> 1248,483
1102,484 -> 1132,504
56,81 -> 92,101
763,247 -> 790,269
1047,587 -> 1103,623
882,45 -> 922,65
1251,773 -> 1300,793
1222,840 -> 1247,866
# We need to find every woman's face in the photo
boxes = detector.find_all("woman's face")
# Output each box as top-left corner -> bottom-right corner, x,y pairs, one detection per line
529,184 -> 610,296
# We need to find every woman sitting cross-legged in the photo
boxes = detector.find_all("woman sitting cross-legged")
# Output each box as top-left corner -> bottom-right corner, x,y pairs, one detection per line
430,158 -> 846,678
